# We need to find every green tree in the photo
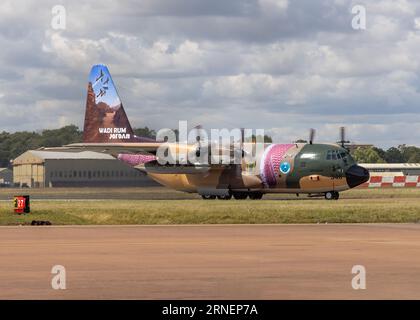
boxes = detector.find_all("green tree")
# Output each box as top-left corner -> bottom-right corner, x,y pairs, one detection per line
384,147 -> 404,163
0,125 -> 82,167
399,145 -> 420,163
352,147 -> 386,163
372,147 -> 387,161
40,125 -> 82,147
133,127 -> 156,139
407,153 -> 420,163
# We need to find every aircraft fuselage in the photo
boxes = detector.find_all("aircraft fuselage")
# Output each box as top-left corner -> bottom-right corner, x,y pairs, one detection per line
127,142 -> 369,197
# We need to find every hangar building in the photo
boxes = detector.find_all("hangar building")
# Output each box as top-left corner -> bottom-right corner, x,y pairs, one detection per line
359,163 -> 420,188
12,150 -> 156,188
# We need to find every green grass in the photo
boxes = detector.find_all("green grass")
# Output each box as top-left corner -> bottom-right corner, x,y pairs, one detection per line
1,188 -> 420,225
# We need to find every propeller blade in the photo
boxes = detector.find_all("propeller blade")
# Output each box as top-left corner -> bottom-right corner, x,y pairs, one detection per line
309,128 -> 315,144
192,125 -> 203,157
193,125 -> 203,143
240,128 -> 245,158
338,126 -> 350,147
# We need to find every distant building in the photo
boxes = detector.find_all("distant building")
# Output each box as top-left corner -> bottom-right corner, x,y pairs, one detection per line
360,163 -> 420,175
0,168 -> 13,186
359,163 -> 420,188
12,150 -> 157,188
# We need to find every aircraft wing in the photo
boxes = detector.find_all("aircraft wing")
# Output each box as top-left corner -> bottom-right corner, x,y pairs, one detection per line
40,142 -> 163,156
40,142 -> 242,164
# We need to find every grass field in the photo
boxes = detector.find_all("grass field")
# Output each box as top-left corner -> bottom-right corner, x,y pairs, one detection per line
0,187 -> 419,225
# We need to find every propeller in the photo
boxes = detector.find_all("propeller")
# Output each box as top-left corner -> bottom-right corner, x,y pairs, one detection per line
192,125 -> 203,157
337,126 -> 350,147
240,128 -> 245,158
309,128 -> 316,145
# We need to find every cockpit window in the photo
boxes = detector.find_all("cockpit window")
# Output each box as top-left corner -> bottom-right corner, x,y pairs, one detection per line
300,153 -> 318,159
326,150 -> 344,161
326,150 -> 332,160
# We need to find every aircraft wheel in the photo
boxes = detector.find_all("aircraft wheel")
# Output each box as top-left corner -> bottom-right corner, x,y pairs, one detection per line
232,192 -> 248,200
201,195 -> 216,200
249,193 -> 263,200
217,194 -> 232,200
324,191 -> 334,200
333,191 -> 340,200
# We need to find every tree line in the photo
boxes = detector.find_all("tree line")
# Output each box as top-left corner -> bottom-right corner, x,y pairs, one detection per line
351,145 -> 420,163
0,125 -> 157,167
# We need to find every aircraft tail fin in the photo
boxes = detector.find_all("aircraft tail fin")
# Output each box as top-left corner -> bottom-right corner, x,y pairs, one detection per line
83,64 -> 135,143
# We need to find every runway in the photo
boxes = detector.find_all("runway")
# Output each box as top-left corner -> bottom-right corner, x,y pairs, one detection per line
1,224 -> 420,299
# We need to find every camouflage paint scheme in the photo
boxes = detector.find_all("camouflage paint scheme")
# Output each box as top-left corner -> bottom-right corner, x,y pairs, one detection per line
55,65 -> 369,197
124,142 -> 357,195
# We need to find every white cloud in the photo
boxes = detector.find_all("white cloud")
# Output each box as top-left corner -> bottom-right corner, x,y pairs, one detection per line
0,0 -> 419,147
259,0 -> 289,14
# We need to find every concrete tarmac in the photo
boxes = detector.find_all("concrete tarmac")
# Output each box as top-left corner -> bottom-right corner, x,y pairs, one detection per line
1,224 -> 420,299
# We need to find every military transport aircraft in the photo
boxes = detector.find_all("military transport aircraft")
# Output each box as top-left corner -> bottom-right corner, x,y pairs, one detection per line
45,64 -> 369,200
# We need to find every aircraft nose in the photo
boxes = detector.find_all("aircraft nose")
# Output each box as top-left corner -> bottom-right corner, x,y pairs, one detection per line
346,165 -> 370,188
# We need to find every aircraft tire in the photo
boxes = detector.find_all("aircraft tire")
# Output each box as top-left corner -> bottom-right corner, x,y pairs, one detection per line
333,191 -> 340,200
232,192 -> 248,200
217,194 -> 232,200
249,193 -> 263,200
324,191 -> 334,200
202,195 -> 216,200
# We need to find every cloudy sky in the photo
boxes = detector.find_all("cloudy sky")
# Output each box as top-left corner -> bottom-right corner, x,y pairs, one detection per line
1,0 -> 420,147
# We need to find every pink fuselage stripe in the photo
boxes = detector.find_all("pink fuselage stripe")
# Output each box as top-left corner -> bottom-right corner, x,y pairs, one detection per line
118,153 -> 156,166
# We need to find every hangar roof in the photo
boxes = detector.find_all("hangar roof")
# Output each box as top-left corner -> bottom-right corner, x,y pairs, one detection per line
360,163 -> 420,169
29,150 -> 114,160
13,150 -> 114,165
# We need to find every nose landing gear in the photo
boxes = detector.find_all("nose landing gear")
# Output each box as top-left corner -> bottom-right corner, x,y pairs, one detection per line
324,191 -> 339,200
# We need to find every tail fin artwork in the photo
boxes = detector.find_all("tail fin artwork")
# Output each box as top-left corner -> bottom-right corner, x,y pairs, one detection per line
83,64 -> 136,143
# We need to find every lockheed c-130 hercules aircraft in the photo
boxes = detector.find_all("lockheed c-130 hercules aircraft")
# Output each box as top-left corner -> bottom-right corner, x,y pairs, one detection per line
46,64 -> 369,200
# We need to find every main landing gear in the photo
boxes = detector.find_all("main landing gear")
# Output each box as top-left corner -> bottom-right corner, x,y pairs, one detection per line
200,194 -> 232,200
201,195 -> 216,200
324,191 -> 339,200
201,192 -> 264,200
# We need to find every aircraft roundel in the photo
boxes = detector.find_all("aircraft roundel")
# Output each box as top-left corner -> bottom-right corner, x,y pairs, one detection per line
279,161 -> 291,174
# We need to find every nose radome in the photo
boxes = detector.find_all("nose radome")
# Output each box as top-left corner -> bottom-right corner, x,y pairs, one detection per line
346,165 -> 370,188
